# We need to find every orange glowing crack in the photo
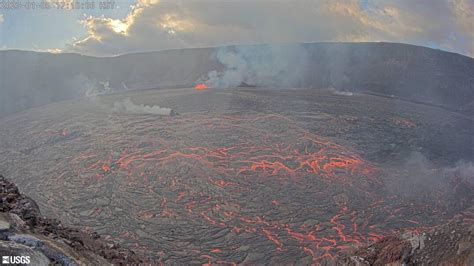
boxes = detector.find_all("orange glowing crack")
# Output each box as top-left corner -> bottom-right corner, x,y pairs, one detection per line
65,113 -> 393,264
262,228 -> 283,250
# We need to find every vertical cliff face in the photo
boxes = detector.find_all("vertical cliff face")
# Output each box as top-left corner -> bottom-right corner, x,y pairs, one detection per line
0,48 -> 217,116
1,42 -> 473,117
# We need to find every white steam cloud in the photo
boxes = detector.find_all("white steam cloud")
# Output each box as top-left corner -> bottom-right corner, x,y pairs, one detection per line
70,74 -> 114,101
384,152 -> 474,200
72,76 -> 174,116
327,87 -> 354,96
199,44 -> 310,88
112,98 -> 174,116
444,161 -> 474,181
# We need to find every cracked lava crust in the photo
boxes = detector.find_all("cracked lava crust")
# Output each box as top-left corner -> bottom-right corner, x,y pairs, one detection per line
0,88 -> 473,264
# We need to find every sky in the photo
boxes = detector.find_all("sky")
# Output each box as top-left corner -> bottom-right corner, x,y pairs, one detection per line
0,0 -> 473,57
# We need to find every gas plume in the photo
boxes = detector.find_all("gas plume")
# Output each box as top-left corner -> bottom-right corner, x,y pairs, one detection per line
111,97 -> 173,116
199,44 -> 310,88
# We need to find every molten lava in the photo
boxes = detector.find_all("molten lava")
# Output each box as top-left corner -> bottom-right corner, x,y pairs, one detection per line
11,108 -> 472,265
195,83 -> 209,90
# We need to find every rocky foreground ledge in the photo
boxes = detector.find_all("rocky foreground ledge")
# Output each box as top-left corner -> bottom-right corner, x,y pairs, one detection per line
337,209 -> 474,265
0,175 -> 145,265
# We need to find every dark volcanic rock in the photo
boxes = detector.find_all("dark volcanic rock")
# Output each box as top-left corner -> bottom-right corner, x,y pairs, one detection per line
1,42 -> 473,117
337,209 -> 474,265
0,175 -> 146,265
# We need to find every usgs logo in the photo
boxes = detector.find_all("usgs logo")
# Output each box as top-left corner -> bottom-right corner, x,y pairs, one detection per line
2,256 -> 30,264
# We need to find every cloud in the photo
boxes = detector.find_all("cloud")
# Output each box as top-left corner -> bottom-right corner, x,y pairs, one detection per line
0,14 -> 4,24
448,0 -> 474,55
67,0 -> 474,57
46,48 -> 62,53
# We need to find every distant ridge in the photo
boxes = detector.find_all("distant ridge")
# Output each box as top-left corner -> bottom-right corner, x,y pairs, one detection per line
1,42 -> 473,117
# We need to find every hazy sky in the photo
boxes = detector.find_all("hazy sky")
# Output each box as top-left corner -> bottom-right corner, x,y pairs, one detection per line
0,0 -> 473,57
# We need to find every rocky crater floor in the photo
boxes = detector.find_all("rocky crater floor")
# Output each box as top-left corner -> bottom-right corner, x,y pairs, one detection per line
0,88 -> 472,264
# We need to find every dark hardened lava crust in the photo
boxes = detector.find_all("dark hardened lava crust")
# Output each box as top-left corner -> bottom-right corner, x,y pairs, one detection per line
0,87 -> 472,264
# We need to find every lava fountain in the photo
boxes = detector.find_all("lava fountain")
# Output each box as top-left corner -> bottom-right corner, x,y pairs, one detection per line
195,83 -> 209,90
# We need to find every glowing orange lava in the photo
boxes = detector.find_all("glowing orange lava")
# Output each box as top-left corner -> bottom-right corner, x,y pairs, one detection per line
195,83 -> 209,90
41,112 -> 467,264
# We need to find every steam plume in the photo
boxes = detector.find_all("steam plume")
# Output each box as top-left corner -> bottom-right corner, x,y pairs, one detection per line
112,98 -> 174,116
199,44 -> 310,88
